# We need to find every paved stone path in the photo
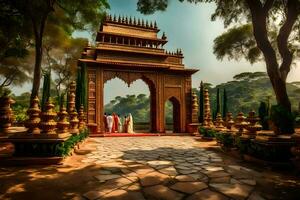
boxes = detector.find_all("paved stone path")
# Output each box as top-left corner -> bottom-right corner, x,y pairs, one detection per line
80,136 -> 265,200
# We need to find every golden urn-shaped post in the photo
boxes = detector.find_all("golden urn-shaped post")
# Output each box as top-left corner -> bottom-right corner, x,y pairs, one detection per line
0,95 -> 15,134
25,96 -> 41,134
235,112 -> 249,136
244,111 -> 262,138
70,109 -> 79,135
215,113 -> 225,131
78,105 -> 86,131
225,112 -> 235,130
203,89 -> 213,128
191,92 -> 199,123
68,81 -> 76,113
57,103 -> 69,134
40,100 -> 57,134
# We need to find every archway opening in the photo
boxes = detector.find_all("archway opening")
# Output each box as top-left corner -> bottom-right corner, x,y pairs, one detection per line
104,76 -> 156,133
165,97 -> 181,133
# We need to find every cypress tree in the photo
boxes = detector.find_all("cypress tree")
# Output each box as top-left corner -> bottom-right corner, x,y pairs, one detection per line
258,101 -> 269,130
198,81 -> 204,123
216,88 -> 221,117
222,88 -> 228,118
81,63 -> 88,111
41,70 -> 51,112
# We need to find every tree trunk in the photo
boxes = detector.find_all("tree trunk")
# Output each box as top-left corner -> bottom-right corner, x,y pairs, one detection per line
31,35 -> 43,102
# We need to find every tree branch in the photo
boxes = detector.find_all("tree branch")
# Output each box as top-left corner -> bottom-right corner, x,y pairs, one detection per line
277,0 -> 300,81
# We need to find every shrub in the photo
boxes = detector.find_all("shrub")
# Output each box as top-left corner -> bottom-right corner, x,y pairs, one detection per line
270,104 -> 295,134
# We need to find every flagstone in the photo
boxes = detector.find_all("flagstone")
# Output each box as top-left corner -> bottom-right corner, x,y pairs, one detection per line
170,181 -> 208,194
94,174 -> 121,182
175,175 -> 195,182
186,189 -> 229,200
143,185 -> 184,200
159,166 -> 178,176
139,171 -> 171,186
210,183 -> 253,200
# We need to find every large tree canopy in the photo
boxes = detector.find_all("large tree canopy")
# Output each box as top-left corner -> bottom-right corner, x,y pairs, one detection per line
137,0 -> 300,133
0,0 -> 109,101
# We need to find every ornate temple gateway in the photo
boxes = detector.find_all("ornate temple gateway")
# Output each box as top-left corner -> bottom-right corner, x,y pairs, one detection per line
79,15 -> 198,134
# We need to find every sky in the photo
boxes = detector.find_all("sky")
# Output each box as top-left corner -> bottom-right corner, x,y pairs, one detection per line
13,0 -> 300,104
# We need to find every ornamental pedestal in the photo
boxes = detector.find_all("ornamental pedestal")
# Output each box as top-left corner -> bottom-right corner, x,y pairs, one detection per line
40,101 -> 57,135
25,96 -> 41,134
0,95 -> 15,135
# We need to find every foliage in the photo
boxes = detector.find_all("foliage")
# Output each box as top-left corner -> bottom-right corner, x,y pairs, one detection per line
199,127 -> 216,138
222,88 -> 228,118
136,0 -> 300,134
215,88 -> 221,119
270,104 -> 295,134
198,81 -> 204,123
0,0 -> 110,100
215,132 -> 234,148
13,129 -> 89,157
41,70 -> 51,112
258,101 -> 269,130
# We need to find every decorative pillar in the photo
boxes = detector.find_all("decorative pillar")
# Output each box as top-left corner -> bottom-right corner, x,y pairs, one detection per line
68,81 -> 76,113
215,113 -> 226,132
235,112 -> 248,136
68,81 -> 79,135
78,105 -> 86,131
191,92 -> 198,123
203,89 -> 213,128
40,100 -> 57,135
25,96 -> 41,134
57,103 -> 69,135
243,111 -> 262,139
0,95 -> 15,134
188,92 -> 200,135
225,112 -> 235,131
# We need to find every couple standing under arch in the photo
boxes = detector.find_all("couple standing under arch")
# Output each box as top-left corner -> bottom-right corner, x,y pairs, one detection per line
104,113 -> 134,133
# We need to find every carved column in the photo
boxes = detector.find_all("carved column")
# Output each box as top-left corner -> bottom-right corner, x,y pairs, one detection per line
57,102 -> 70,135
0,95 -> 15,134
78,105 -> 86,131
203,89 -> 213,128
68,82 -> 79,135
191,92 -> 199,123
25,96 -> 41,134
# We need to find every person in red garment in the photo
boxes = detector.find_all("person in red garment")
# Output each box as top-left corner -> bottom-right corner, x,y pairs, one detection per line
112,113 -> 119,133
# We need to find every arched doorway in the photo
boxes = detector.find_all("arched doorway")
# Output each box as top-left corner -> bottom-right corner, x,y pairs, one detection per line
165,97 -> 181,133
103,75 -> 157,133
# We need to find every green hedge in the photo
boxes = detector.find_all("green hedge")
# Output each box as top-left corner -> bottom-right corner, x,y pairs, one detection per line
199,127 -> 216,138
215,132 -> 234,148
13,129 -> 89,157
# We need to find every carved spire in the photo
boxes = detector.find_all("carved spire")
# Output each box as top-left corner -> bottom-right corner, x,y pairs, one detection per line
0,95 -> 15,134
57,96 -> 69,134
162,32 -> 167,40
40,99 -> 57,135
129,16 -> 132,24
78,105 -> 86,131
25,96 -> 41,134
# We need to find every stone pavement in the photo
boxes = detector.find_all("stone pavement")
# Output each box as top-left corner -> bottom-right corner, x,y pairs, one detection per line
80,136 -> 266,200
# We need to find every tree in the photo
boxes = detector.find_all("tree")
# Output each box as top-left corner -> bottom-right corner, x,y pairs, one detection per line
75,63 -> 88,112
216,88 -> 221,114
1,0 -> 109,102
198,81 -> 204,123
222,88 -> 228,118
137,0 -> 300,133
41,70 -> 51,111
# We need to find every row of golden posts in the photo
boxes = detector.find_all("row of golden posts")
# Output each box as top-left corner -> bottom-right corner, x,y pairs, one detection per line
0,81 -> 86,138
192,88 -> 300,161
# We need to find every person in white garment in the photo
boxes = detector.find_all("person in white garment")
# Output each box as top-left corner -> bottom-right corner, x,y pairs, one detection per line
117,115 -> 123,133
127,113 -> 134,133
106,114 -> 114,133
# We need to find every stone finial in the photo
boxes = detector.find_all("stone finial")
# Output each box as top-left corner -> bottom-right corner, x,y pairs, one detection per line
215,113 -> 225,131
245,111 -> 262,138
162,32 -> 167,40
235,112 -> 249,135
78,105 -> 86,131
40,100 -> 57,135
225,112 -> 235,130
57,103 -> 69,134
25,96 -> 41,134
191,92 -> 199,123
0,95 -> 15,134
70,109 -> 79,135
